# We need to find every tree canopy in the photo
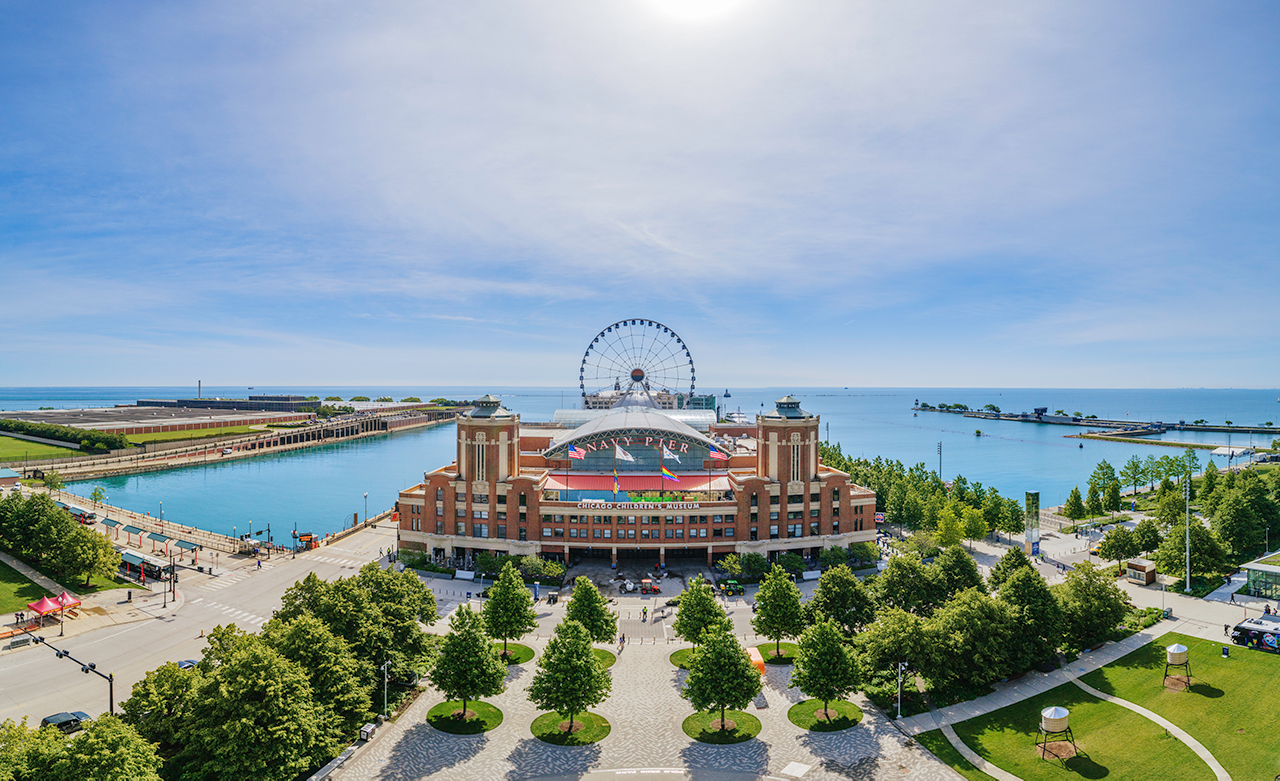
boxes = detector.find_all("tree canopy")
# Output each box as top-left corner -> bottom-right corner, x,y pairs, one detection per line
681,627 -> 762,729
564,576 -> 618,644
429,605 -> 507,718
752,565 -> 806,657
483,562 -> 539,656
673,575 -> 731,645
527,619 -> 611,732
807,564 -> 874,636
790,619 -> 859,720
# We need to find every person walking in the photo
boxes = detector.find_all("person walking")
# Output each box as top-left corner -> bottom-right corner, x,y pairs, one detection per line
256,559 -> 262,570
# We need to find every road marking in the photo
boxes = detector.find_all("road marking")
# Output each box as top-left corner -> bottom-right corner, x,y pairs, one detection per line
191,597 -> 204,604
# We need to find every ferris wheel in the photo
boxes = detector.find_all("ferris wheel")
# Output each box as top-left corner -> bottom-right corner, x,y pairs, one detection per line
580,319 -> 695,405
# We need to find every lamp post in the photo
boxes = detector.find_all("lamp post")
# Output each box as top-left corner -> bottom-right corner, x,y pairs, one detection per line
1184,478 -> 1191,594
381,660 -> 391,718
364,492 -> 369,524
937,442 -> 942,479
896,661 -> 908,719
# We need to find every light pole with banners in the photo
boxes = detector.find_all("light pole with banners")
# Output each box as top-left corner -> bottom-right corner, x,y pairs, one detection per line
896,661 -> 908,719
364,492 -> 369,524
1184,478 -> 1191,594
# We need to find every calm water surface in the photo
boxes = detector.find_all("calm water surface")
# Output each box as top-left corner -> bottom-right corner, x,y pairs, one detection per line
6,386 -> 1267,537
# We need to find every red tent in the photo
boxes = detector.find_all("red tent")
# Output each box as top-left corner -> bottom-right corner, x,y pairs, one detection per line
27,596 -> 60,615
55,592 -> 80,609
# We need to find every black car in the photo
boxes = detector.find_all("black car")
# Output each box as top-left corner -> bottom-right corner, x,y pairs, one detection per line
40,711 -> 90,734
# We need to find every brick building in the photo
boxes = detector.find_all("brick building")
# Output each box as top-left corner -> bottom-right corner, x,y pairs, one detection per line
395,394 -> 875,568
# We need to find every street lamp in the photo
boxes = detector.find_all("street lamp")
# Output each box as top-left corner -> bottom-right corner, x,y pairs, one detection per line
381,660 -> 391,718
896,661 -> 908,719
25,632 -> 115,714
1184,478 -> 1191,594
364,492 -> 369,524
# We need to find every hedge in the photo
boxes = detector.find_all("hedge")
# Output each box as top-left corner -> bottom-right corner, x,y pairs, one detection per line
0,419 -> 130,452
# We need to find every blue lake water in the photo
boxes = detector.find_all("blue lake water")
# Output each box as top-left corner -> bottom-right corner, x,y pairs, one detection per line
2,386 -> 1273,537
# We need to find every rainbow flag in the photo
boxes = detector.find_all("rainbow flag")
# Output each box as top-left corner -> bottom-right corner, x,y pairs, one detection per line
661,465 -> 680,482
613,469 -> 620,495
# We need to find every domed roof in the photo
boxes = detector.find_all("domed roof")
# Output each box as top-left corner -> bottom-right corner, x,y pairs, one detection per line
466,394 -> 513,419
545,405 -> 721,456
762,395 -> 813,420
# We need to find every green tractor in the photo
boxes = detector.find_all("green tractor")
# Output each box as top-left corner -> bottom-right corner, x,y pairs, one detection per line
718,579 -> 745,596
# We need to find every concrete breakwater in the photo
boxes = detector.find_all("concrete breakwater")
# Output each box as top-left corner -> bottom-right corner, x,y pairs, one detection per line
915,406 -> 1279,440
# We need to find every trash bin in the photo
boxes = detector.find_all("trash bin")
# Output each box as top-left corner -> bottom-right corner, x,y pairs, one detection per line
359,723 -> 376,741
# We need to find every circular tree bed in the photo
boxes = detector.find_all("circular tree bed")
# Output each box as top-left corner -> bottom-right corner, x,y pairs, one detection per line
491,642 -> 535,665
754,641 -> 799,665
592,648 -> 617,669
787,699 -> 863,732
682,710 -> 762,744
531,711 -> 611,746
427,700 -> 504,734
669,648 -> 695,669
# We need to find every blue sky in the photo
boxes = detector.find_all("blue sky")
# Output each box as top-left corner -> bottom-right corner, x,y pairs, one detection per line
2,1 -> 1278,388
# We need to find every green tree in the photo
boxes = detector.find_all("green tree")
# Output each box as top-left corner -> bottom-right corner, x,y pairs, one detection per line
777,551 -> 805,574
998,497 -> 1024,540
375,396 -> 393,402
818,546 -> 849,569
752,565 -> 806,659
1133,516 -> 1163,552
854,608 -> 930,689
807,564 -> 874,636
673,576 -> 731,645
325,396 -> 344,402
935,506 -> 964,547
564,575 -> 617,644
399,397 -> 422,403
1062,486 -> 1086,521
987,547 -> 1033,592
52,523 -> 120,587
264,613 -> 372,736
790,619 -> 859,722
932,546 -> 985,600
349,396 -> 370,402
428,605 -> 507,720
740,552 -> 769,579
89,486 -> 106,509
1144,455 -> 1161,490
1209,490 -> 1262,556
901,490 -> 925,531
1104,480 -> 1122,513
997,567 -> 1063,672
1120,455 -> 1145,496
924,589 -> 1017,689
681,627 -> 762,731
961,506 -> 987,549
121,662 -> 202,757
42,472 -> 64,490
527,619 -> 611,733
1090,460 -> 1117,490
716,553 -> 742,576
179,635 -> 334,780
1085,482 -> 1104,518
57,715 -> 164,781
1056,561 -> 1128,649
848,541 -> 879,566
1095,527 -> 1138,570
1201,460 -> 1219,500
483,562 -> 539,658
874,554 -> 941,615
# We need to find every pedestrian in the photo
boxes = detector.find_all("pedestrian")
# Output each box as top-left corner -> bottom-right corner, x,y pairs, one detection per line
257,559 -> 262,570
1224,624 -> 1230,636
1230,592 -> 1235,604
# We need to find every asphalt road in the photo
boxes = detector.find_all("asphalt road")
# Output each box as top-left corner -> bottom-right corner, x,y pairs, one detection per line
0,522 -> 397,726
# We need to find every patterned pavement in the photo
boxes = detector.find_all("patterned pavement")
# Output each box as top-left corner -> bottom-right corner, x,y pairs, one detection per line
336,638 -> 962,781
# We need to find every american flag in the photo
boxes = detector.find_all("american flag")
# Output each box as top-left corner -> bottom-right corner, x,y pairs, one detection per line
709,446 -> 729,461
568,445 -> 586,460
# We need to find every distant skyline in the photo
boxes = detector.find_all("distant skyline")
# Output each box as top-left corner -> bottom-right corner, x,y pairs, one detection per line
2,1 -> 1278,388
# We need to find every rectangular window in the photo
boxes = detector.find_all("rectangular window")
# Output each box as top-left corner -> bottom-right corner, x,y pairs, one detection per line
436,521 -> 444,534
554,528 -> 564,538
750,494 -> 759,507
497,511 -> 506,521
436,488 -> 444,500
474,494 -> 489,505
627,529 -> 636,539
473,510 -> 489,520
832,489 -> 839,503
519,494 -> 527,506
770,511 -> 779,521
641,529 -> 650,539
496,524 -> 506,539
713,515 -> 723,523
788,511 -> 802,520
676,529 -> 684,539
832,522 -> 839,534
604,529 -> 612,539
519,527 -> 527,541
769,525 -> 779,539
473,524 -> 488,539
770,495 -> 780,505
570,529 -> 578,538
788,524 -> 802,538
665,529 -> 673,539
789,494 -> 803,504
724,514 -> 735,523
554,515 -> 564,523
750,527 -> 758,541
810,508 -> 819,518
437,507 -> 443,517
713,528 -> 723,538
698,528 -> 707,538
474,444 -> 487,482
456,508 -> 465,518
456,522 -> 466,535
750,512 -> 758,523
593,529 -> 602,539
725,527 -> 735,537
791,443 -> 801,479
542,528 -> 552,538
519,512 -> 527,523
810,492 -> 820,503
810,522 -> 819,536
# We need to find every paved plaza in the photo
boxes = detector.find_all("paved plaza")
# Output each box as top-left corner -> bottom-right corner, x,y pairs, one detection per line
337,631 -> 962,781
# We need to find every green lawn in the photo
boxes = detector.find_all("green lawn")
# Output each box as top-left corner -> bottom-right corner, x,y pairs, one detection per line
669,647 -> 694,669
0,434 -> 78,461
126,426 -> 255,444
682,710 -> 761,744
592,647 -> 616,669
948,682 -> 1212,780
0,560 -> 52,614
755,640 -> 799,665
787,698 -> 862,731
426,700 -> 503,734
491,642 -> 534,665
530,711 -> 611,745
914,730 -> 994,781
1080,632 -> 1280,781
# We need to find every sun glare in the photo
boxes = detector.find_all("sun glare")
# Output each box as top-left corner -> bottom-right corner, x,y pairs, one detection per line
647,0 -> 748,23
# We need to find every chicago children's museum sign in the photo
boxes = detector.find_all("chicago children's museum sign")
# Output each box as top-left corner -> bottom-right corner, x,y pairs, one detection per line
576,501 -> 701,510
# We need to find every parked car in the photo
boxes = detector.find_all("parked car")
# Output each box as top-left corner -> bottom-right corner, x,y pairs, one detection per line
177,659 -> 198,670
40,711 -> 90,734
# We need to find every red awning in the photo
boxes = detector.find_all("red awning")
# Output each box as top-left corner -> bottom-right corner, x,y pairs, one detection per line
27,596 -> 60,615
56,592 -> 81,608
543,473 -> 728,492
